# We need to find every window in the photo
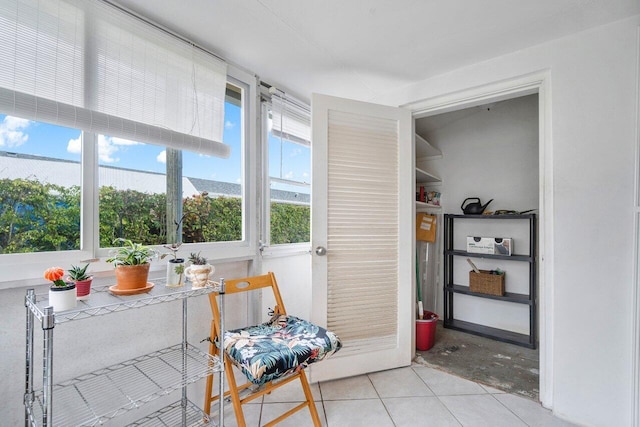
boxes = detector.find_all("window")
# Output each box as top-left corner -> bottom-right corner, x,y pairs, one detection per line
263,92 -> 311,245
0,82 -> 246,255
98,84 -> 244,248
0,116 -> 82,253
0,0 -> 255,283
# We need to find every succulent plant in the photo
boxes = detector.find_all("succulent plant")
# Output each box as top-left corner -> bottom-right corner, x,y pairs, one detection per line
188,252 -> 208,265
68,263 -> 91,281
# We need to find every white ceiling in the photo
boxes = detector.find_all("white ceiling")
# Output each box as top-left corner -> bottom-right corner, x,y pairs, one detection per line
114,0 -> 640,104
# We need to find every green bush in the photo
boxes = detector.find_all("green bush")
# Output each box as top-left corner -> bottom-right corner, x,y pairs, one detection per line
270,202 -> 310,244
0,179 -> 310,253
0,178 -> 80,253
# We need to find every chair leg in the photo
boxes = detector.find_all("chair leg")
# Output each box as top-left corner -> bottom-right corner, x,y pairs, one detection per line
225,356 -> 248,427
203,338 -> 218,416
299,370 -> 321,427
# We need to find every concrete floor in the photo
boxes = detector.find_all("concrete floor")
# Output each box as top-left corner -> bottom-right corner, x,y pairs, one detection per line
415,322 -> 539,401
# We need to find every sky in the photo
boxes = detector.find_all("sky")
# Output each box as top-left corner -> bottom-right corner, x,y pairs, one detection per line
0,102 -> 310,191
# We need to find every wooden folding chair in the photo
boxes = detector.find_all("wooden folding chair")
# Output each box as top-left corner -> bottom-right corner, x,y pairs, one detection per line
204,272 -> 341,427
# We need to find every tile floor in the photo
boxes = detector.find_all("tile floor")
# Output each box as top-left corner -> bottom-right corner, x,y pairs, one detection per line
216,363 -> 577,426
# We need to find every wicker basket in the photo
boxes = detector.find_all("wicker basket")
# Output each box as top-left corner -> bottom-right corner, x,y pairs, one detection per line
469,270 -> 505,296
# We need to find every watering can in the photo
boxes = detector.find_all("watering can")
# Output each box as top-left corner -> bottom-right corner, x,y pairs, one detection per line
461,197 -> 493,215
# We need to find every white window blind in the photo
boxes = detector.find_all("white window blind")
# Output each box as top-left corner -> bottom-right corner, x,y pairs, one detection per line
0,0 -> 229,158
326,109 -> 399,348
271,91 -> 311,146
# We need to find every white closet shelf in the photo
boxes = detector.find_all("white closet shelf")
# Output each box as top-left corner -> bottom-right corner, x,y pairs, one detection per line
415,133 -> 442,161
416,166 -> 441,184
416,201 -> 441,211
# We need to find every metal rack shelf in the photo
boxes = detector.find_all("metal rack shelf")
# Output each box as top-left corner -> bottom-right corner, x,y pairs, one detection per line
129,399 -> 213,426
25,344 -> 219,427
26,283 -> 221,324
443,214 -> 537,349
444,319 -> 532,348
24,279 -> 226,427
445,285 -> 533,304
445,249 -> 532,262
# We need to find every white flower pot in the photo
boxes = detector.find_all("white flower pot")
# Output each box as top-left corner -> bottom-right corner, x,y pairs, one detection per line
184,264 -> 215,288
166,258 -> 185,288
49,283 -> 77,312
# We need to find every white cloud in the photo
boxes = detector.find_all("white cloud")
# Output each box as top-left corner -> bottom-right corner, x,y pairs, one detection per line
225,120 -> 235,129
67,135 -> 82,154
289,147 -> 302,157
157,150 -> 166,164
0,116 -> 31,148
285,171 -> 294,179
97,135 -> 120,163
95,135 -> 142,163
111,136 -> 139,146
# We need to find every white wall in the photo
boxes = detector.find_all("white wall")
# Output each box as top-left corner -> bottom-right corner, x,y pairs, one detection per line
261,251 -> 312,320
418,95 -> 539,334
379,16 -> 640,427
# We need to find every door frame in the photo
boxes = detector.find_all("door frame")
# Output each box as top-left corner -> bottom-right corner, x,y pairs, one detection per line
403,70 -> 553,408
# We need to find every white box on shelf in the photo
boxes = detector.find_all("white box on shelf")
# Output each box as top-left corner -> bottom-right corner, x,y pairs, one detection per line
466,236 -> 513,256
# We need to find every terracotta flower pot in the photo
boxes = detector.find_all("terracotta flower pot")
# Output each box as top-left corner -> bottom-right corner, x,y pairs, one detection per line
75,278 -> 93,300
115,264 -> 150,290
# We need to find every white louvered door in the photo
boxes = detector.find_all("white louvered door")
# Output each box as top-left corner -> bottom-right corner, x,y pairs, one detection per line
309,94 -> 412,382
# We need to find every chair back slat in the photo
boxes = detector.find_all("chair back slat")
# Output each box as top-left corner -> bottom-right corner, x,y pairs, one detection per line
208,272 -> 287,329
225,272 -> 278,294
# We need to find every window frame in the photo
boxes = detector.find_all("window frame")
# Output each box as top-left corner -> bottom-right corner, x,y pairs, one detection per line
260,98 -> 312,257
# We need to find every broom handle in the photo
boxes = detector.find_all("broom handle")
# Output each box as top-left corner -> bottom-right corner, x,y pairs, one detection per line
416,247 -> 423,319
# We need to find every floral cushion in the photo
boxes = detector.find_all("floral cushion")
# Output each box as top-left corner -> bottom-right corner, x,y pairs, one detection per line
223,314 -> 342,385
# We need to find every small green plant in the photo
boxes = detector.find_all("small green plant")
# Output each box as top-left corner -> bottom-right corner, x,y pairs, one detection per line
188,252 -> 208,265
161,243 -> 185,284
68,263 -> 91,281
161,243 -> 183,260
106,238 -> 156,266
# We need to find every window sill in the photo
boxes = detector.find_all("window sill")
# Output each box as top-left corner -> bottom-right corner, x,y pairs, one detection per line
261,243 -> 311,258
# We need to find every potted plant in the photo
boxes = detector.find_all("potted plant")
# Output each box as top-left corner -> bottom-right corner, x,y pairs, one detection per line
161,243 -> 185,288
106,238 -> 157,294
68,263 -> 93,300
184,252 -> 215,289
44,267 -> 77,312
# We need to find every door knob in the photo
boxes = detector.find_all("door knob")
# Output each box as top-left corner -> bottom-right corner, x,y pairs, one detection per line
315,246 -> 327,256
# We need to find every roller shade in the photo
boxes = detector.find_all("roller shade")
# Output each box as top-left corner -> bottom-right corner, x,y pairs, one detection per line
0,0 -> 229,158
271,92 -> 311,146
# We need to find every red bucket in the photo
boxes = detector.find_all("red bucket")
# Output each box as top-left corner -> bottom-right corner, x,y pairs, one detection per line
416,311 -> 439,351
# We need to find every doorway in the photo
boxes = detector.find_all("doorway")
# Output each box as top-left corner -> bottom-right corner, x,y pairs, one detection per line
407,72 -> 551,406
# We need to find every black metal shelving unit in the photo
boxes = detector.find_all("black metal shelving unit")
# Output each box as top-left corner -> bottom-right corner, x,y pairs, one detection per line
443,213 -> 537,349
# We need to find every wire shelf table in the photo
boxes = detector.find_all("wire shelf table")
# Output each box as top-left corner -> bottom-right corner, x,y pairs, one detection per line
24,279 -> 226,427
